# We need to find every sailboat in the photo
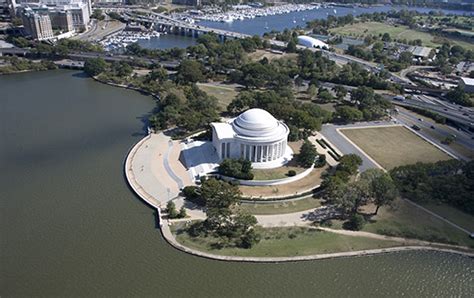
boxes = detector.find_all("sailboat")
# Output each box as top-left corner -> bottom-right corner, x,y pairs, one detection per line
264,22 -> 269,30
292,17 -> 296,24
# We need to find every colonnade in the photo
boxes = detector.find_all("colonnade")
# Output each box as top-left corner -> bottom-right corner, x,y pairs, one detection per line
247,141 -> 285,163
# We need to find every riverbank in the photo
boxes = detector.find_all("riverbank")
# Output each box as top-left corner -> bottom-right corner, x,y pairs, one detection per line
92,75 -> 161,100
162,222 -> 474,262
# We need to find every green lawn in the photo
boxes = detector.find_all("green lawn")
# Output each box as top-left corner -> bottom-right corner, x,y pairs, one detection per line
196,83 -> 239,110
340,126 -> 451,170
252,165 -> 306,180
360,199 -> 474,248
330,21 -> 473,50
172,225 -> 401,257
237,197 -> 321,215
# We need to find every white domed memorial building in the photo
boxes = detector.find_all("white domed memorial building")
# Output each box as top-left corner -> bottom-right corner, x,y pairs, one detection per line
211,108 -> 293,169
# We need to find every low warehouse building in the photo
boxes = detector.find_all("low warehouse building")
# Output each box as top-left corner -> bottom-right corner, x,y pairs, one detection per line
459,77 -> 474,93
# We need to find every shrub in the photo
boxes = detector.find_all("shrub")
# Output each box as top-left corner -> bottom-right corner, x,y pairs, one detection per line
288,170 -> 297,177
344,214 -> 366,231
166,201 -> 179,219
320,219 -> 333,227
314,154 -> 326,168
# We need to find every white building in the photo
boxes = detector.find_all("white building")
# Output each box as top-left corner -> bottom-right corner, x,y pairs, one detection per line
211,108 -> 293,169
459,77 -> 474,93
297,35 -> 329,50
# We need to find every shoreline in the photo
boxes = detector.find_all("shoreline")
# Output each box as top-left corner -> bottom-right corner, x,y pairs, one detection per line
160,219 -> 474,263
92,75 -> 161,100
124,135 -> 474,263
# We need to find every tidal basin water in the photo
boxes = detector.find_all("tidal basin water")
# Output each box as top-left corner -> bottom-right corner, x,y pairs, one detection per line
1,70 -> 473,296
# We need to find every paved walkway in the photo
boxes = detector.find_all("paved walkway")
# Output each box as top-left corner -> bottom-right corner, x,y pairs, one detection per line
126,133 -> 193,207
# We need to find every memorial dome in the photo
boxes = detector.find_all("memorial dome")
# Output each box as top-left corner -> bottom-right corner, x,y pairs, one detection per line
233,108 -> 283,138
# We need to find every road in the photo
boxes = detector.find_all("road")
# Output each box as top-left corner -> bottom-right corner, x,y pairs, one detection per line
390,97 -> 474,129
73,18 -> 125,42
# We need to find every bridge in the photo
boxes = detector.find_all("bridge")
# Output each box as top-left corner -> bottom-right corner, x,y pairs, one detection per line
123,10 -> 286,47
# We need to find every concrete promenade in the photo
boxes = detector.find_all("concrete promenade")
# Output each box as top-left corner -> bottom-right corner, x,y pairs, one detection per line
125,133 -> 190,208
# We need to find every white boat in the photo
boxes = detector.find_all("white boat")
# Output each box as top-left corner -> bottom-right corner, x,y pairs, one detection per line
223,16 -> 234,23
264,22 -> 269,30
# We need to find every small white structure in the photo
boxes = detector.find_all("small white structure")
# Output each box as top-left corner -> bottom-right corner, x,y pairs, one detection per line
459,77 -> 474,93
297,35 -> 329,50
211,108 -> 293,169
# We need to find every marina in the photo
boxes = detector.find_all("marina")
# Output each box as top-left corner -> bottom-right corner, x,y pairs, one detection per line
189,4 -> 319,23
100,30 -> 161,52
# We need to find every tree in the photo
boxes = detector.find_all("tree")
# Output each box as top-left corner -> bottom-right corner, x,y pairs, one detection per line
178,206 -> 187,218
176,60 -> 205,84
298,140 -> 317,168
84,57 -> 107,76
327,179 -> 370,217
307,84 -> 317,99
201,179 -> 241,216
112,61 -> 133,77
286,39 -> 297,53
381,33 -> 391,42
446,87 -> 472,107
335,105 -> 363,123
336,154 -> 362,178
218,158 -> 253,180
333,85 -> 347,100
166,201 -> 178,219
147,67 -> 167,83
360,169 -> 398,214
399,51 -> 413,65
91,9 -> 105,20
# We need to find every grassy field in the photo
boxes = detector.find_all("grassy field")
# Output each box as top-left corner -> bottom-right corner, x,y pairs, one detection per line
330,21 -> 473,50
172,225 -> 400,257
248,50 -> 298,62
418,203 -> 474,232
196,83 -> 239,110
359,199 -> 473,247
237,197 -> 321,215
240,166 -> 326,198
340,126 -> 451,170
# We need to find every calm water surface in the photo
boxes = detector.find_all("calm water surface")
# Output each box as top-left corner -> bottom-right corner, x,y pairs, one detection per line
139,5 -> 472,49
1,70 -> 473,297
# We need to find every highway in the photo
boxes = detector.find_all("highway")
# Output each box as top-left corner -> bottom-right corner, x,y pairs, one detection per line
391,97 -> 474,129
393,109 -> 473,161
